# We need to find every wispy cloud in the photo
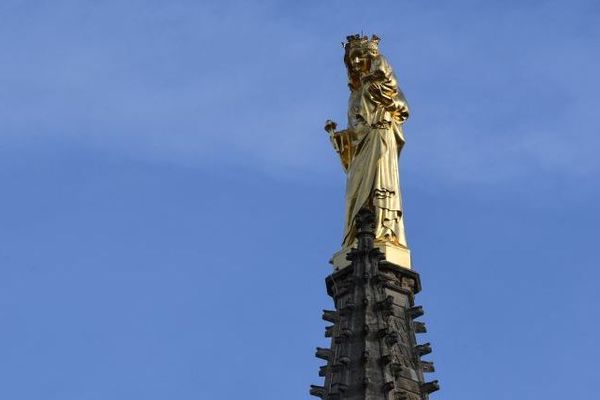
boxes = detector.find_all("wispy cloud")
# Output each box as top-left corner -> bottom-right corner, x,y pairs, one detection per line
1,0 -> 598,183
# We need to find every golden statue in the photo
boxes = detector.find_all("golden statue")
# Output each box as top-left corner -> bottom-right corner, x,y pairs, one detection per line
326,34 -> 411,268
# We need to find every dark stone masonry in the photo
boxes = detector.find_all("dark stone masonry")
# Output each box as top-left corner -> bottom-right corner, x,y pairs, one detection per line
311,209 -> 439,400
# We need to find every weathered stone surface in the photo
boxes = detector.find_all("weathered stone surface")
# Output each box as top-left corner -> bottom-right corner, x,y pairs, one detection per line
311,209 -> 439,400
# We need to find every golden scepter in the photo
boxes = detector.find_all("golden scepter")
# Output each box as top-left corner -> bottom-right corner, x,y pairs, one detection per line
324,119 -> 339,153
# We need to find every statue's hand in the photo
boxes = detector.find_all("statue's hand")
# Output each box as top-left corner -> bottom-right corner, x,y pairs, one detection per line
324,120 -> 337,135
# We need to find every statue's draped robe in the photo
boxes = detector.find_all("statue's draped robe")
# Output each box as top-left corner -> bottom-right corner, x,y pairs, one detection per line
335,57 -> 409,248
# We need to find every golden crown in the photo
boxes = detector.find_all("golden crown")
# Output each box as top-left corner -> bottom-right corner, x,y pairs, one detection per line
344,34 -> 380,52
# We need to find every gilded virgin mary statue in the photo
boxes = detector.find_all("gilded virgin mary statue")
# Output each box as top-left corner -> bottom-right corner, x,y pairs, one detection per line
326,34 -> 411,267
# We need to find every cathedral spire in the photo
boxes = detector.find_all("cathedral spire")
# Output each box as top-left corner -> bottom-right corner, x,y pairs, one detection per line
312,34 -> 440,399
310,209 -> 439,399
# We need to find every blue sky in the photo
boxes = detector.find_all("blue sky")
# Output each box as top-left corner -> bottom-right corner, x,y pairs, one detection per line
1,1 -> 599,399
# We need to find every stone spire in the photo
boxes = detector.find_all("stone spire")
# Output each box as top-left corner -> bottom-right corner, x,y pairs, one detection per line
310,209 -> 439,400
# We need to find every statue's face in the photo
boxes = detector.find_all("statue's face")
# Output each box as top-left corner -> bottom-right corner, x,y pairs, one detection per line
348,48 -> 370,76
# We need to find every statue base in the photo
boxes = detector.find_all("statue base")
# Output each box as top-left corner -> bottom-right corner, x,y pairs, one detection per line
330,241 -> 412,271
